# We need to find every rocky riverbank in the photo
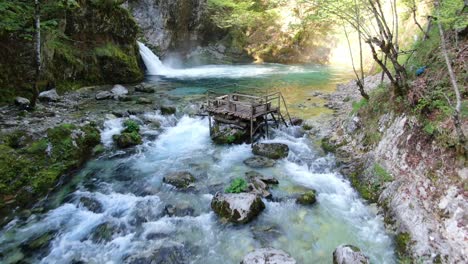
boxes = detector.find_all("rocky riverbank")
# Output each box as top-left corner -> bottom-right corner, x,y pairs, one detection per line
320,74 -> 467,263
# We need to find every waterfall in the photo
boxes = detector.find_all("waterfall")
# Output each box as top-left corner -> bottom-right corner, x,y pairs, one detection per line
137,41 -> 170,75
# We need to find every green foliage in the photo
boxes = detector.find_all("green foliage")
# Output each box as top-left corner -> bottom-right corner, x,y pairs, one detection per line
373,163 -> 393,183
423,122 -> 436,135
123,119 -> 140,133
225,177 -> 248,193
351,98 -> 368,114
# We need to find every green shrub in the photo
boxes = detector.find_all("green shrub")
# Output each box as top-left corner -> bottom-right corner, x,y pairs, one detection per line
374,163 -> 393,183
351,98 -> 368,114
123,119 -> 140,133
225,178 -> 248,193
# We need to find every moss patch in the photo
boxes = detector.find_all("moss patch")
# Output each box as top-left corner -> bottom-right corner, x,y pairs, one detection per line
0,123 -> 101,218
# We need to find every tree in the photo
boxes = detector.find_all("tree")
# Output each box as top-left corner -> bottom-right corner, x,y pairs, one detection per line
435,1 -> 466,151
30,0 -> 41,108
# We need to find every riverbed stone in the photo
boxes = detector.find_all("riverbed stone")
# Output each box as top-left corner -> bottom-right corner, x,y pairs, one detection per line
163,171 -> 195,189
243,156 -> 276,168
164,204 -> 195,217
123,244 -> 188,264
291,118 -> 304,126
241,248 -> 296,264
245,173 -> 272,198
38,89 -> 60,102
251,225 -> 283,246
211,192 -> 265,224
21,231 -> 55,251
113,132 -> 142,148
79,196 -> 103,213
95,91 -> 113,100
90,222 -> 122,243
296,190 -> 317,205
160,105 -> 176,115
245,171 -> 279,185
332,245 -> 369,264
135,84 -> 155,93
252,143 -> 289,159
14,97 -> 30,109
137,97 -> 153,104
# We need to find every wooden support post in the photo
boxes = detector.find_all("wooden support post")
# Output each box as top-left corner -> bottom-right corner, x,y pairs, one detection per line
265,118 -> 269,139
208,112 -> 212,136
250,117 -> 254,145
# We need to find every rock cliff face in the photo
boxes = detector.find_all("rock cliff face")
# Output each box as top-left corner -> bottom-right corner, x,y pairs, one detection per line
0,0 -> 144,104
324,76 -> 467,263
125,0 -> 213,55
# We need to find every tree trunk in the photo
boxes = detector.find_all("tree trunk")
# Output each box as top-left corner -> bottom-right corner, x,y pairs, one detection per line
31,0 -> 41,109
436,6 -> 466,151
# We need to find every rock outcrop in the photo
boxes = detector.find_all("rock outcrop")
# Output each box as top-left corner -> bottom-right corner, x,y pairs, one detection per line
332,245 -> 369,264
211,192 -> 265,224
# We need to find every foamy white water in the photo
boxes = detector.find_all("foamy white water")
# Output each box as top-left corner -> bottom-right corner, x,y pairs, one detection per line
137,42 -> 318,79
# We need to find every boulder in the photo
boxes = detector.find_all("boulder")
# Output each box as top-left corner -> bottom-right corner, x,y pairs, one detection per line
211,192 -> 265,224
245,172 -> 272,199
163,171 -> 195,189
160,105 -> 176,115
90,222 -> 122,243
95,91 -> 113,100
211,124 -> 248,144
243,156 -> 276,168
38,89 -> 60,102
251,225 -> 283,246
111,84 -> 129,97
332,245 -> 370,264
135,84 -> 155,93
241,248 -> 296,264
14,97 -> 30,109
296,190 -> 317,205
79,196 -> 103,213
20,231 -> 55,251
245,171 -> 279,185
252,143 -> 289,159
112,132 -> 142,148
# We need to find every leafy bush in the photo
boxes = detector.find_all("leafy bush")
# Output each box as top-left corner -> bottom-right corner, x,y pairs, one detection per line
225,178 -> 248,193
123,119 -> 140,133
351,98 -> 368,114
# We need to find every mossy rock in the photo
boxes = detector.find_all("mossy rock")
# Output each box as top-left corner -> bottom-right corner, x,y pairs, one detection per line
296,190 -> 317,205
160,106 -> 176,115
163,171 -> 196,189
112,131 -> 142,148
252,143 -> 289,159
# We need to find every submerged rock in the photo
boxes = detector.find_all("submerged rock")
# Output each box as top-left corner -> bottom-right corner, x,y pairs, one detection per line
160,105 -> 176,115
21,231 -> 55,251
243,156 -> 276,168
38,89 -> 60,102
137,97 -> 153,104
251,225 -> 283,246
332,245 -> 369,264
14,97 -> 30,109
241,248 -> 296,264
245,171 -> 279,185
79,196 -> 103,213
296,190 -> 317,205
211,192 -> 265,224
90,222 -> 122,243
95,91 -> 113,100
290,118 -> 304,126
124,244 -> 188,264
164,204 -> 195,217
135,84 -> 155,93
163,171 -> 195,189
252,143 -> 289,159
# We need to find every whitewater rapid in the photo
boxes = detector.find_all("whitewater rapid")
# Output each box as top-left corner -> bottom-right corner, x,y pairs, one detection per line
0,112 -> 396,263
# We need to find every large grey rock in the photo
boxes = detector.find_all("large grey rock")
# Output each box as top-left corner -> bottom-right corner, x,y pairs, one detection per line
296,190 -> 317,205
95,91 -> 113,100
163,171 -> 195,189
245,171 -> 272,198
252,143 -> 289,159
38,89 -> 60,102
243,156 -> 276,168
211,124 -> 248,144
211,192 -> 265,224
332,245 -> 369,264
241,248 -> 296,264
14,97 -> 30,109
245,171 -> 279,185
79,196 -> 103,213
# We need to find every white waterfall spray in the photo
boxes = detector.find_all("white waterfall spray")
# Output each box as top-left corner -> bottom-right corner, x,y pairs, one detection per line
137,41 -> 170,75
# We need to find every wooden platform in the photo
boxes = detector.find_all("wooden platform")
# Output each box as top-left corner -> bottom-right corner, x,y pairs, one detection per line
205,92 -> 291,144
